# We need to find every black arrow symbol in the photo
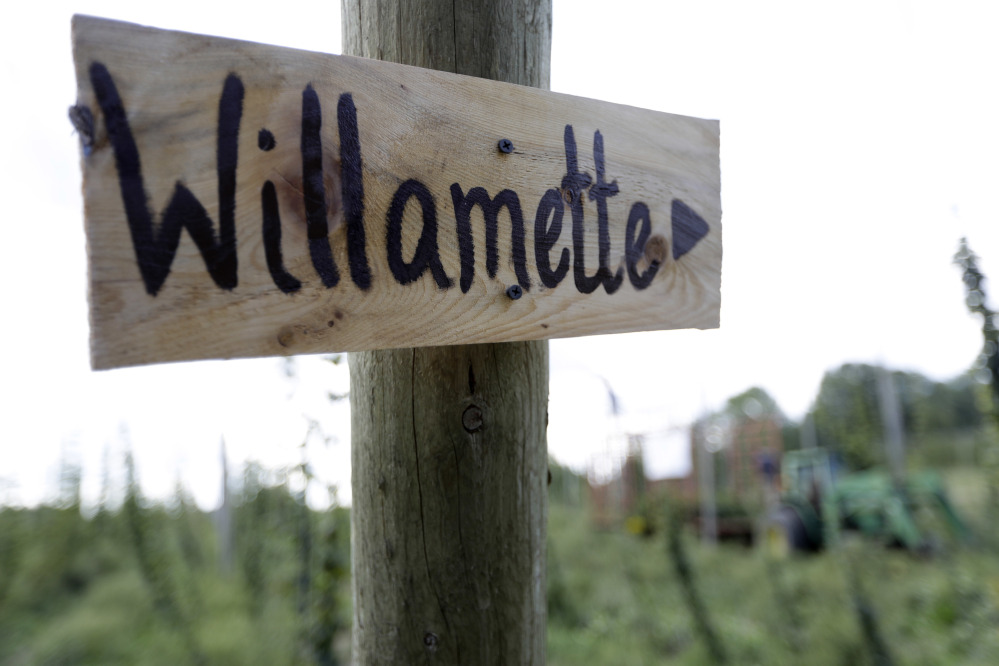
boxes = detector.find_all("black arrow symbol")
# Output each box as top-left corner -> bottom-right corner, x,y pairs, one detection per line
671,198 -> 710,261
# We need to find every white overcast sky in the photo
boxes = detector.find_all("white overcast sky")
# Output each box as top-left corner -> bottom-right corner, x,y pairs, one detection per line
2,1 -> 997,508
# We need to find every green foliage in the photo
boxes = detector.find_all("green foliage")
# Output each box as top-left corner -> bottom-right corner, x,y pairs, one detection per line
0,452 -> 352,666
548,458 -> 585,507
665,503 -> 728,664
724,387 -> 782,421
123,452 -> 207,665
955,238 -> 999,530
3,452 -> 996,665
782,421 -> 803,452
0,468 -> 999,666
809,364 -> 984,470
546,480 -> 999,666
309,511 -> 350,666
27,570 -> 187,666
811,364 -> 889,469
955,238 -> 999,424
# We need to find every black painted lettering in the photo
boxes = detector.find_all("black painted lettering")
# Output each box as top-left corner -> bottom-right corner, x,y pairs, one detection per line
257,129 -> 300,293
451,185 -> 496,291
338,93 -> 372,290
302,84 -> 339,288
93,64 -> 704,301
386,180 -> 452,288
261,181 -> 303,293
588,130 -> 624,294
533,189 -> 569,288
90,62 -> 242,296
562,125 -> 600,294
625,202 -> 659,289
450,185 -> 531,293
258,128 -> 276,151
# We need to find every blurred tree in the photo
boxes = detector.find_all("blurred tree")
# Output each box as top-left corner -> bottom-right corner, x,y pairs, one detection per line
954,238 -> 999,530
57,448 -> 82,510
809,363 -> 984,471
906,373 -> 982,435
172,481 -> 208,572
310,505 -> 348,666
271,356 -> 351,664
549,458 -> 584,507
724,387 -> 782,421
665,502 -> 728,664
237,461 -> 270,616
811,364 -> 889,470
954,239 -> 999,423
782,422 -> 803,452
123,451 -> 205,665
0,507 -> 24,616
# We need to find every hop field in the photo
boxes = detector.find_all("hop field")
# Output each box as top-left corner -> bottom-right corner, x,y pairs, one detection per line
0,466 -> 996,665
547,493 -> 999,665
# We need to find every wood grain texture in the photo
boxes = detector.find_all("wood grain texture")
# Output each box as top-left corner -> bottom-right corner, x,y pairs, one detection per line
349,343 -> 549,664
72,14 -> 720,370
346,3 -> 551,664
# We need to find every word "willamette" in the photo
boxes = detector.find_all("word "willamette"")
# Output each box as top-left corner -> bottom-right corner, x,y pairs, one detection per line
89,62 -> 708,298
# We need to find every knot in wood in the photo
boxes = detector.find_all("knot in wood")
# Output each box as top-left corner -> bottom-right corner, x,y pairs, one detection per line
276,326 -> 295,348
423,632 -> 439,652
462,405 -> 484,433
68,104 -> 95,155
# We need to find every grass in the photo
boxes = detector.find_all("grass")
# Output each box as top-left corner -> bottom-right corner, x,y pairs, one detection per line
546,473 -> 999,666
1,467 -> 997,664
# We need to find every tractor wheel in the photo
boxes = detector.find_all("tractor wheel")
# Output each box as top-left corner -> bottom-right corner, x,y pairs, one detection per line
765,506 -> 812,557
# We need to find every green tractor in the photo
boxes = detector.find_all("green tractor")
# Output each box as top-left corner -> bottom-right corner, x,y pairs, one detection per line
766,448 -> 971,555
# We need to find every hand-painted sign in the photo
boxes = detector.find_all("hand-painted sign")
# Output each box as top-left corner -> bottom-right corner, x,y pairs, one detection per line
72,16 -> 721,370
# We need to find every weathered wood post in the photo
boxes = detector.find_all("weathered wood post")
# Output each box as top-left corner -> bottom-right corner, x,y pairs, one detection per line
342,2 -> 552,663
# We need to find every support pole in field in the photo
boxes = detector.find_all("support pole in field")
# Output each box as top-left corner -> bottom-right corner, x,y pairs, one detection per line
697,422 -> 718,545
876,365 -> 906,485
343,2 -> 552,663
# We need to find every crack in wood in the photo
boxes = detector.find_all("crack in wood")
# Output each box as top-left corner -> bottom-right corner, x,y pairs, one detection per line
410,350 -> 453,656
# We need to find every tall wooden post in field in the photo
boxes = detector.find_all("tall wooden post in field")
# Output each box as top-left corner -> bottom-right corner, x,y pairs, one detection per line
342,2 -> 552,663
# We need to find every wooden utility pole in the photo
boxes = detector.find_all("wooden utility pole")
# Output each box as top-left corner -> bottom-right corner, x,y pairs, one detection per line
343,2 -> 552,663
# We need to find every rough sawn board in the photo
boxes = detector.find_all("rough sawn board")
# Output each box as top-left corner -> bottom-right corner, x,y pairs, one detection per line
71,15 -> 722,370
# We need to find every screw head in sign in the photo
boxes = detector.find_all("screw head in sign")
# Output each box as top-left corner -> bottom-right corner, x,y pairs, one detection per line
506,284 -> 523,300
498,138 -> 514,153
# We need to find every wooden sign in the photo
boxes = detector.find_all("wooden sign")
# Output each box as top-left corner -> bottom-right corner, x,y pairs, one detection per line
71,15 -> 721,370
